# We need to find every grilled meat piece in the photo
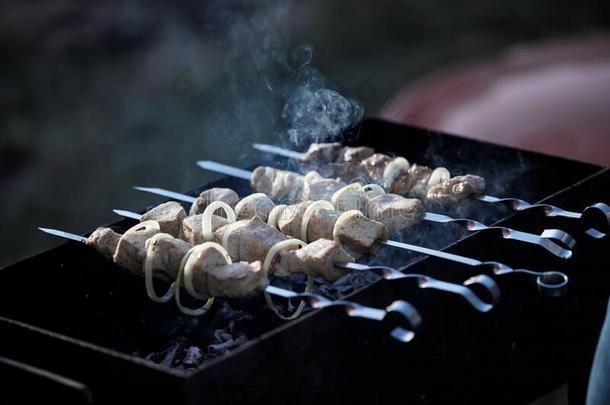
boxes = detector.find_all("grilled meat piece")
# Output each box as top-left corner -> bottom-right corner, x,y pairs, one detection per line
362,153 -> 391,180
86,227 -> 121,259
277,200 -> 314,238
214,217 -> 287,263
204,261 -> 268,299
333,210 -> 388,257
426,175 -> 486,205
298,142 -> 343,166
141,201 -> 186,238
187,244 -> 268,299
388,164 -> 432,196
251,166 -> 306,201
302,171 -> 346,201
275,239 -> 352,281
113,221 -> 161,275
189,188 -> 239,215
366,194 -> 425,233
236,194 -> 275,222
305,208 -> 340,242
144,234 -> 190,280
181,214 -> 231,245
341,146 -> 375,163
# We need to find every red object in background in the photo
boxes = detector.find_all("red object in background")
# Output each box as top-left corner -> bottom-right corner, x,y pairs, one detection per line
379,35 -> 610,167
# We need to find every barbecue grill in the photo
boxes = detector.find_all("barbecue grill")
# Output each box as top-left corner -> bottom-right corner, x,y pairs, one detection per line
1,118 -> 609,404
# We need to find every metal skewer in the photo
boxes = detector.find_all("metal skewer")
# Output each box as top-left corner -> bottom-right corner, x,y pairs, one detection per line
252,143 -> 610,240
195,161 -> 575,259
38,227 -> 422,342
193,161 -> 576,259
133,186 -> 569,296
114,209 -> 500,313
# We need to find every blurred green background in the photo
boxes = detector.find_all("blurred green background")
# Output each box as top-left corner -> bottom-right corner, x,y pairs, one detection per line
1,0 -> 609,267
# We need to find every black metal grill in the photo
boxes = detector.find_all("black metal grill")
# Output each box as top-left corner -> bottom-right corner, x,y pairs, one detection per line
1,118 -> 608,404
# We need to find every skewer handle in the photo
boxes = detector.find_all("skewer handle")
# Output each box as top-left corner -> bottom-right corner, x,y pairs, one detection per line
424,212 -> 576,259
263,285 -> 422,342
478,196 -> 610,239
338,262 -> 500,313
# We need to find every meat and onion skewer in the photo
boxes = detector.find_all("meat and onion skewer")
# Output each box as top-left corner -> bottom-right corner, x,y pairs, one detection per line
38,225 -> 422,342
113,204 -> 500,313
133,185 -> 569,296
253,142 -> 610,239
191,163 -> 576,260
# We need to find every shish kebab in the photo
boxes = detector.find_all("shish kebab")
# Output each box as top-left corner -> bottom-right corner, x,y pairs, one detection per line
191,162 -> 576,260
135,181 -> 569,296
253,142 -> 610,239
38,221 -> 422,343
113,199 -> 500,314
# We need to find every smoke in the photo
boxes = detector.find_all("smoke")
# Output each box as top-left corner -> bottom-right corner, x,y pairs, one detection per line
205,1 -> 363,152
281,45 -> 364,146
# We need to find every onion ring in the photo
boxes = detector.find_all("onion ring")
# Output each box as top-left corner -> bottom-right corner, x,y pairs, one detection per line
331,183 -> 364,211
267,204 -> 287,229
143,233 -> 176,303
333,209 -> 365,242
262,238 -> 312,320
174,246 -> 217,316
300,200 -> 334,242
383,156 -> 410,186
184,242 -> 232,300
234,193 -> 268,219
201,201 -> 236,242
427,167 -> 451,187
362,183 -> 386,198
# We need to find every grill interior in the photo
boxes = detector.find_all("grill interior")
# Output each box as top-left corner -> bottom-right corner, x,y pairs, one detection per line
1,118 -> 608,404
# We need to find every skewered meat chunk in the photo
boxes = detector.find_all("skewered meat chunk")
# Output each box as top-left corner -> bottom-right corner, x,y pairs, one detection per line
181,214 -> 231,245
333,210 -> 388,257
251,167 -> 347,202
302,171 -> 346,201
214,217 -> 287,263
341,146 -> 375,163
86,227 -> 121,259
141,201 -> 186,237
406,164 -> 434,199
389,164 -> 433,197
144,234 -> 190,280
306,208 -> 340,242
204,261 -> 268,299
362,153 -> 391,180
235,194 -> 275,222
367,194 -> 425,233
249,167 -> 424,233
186,244 -> 268,299
276,200 -> 314,238
335,147 -> 375,181
426,175 -> 486,205
298,142 -> 343,166
274,199 -> 387,256
213,216 -> 358,281
251,166 -> 306,201
294,143 -> 488,204
189,188 -> 239,215
113,220 -> 161,275
275,239 -> 352,281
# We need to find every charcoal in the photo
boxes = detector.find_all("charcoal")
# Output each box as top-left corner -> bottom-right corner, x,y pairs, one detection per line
183,346 -> 204,367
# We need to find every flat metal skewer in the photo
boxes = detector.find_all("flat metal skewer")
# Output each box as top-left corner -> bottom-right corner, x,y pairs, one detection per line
38,227 -> 421,342
193,161 -> 576,260
114,208 -> 500,313
252,143 -> 610,239
132,187 -> 570,296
